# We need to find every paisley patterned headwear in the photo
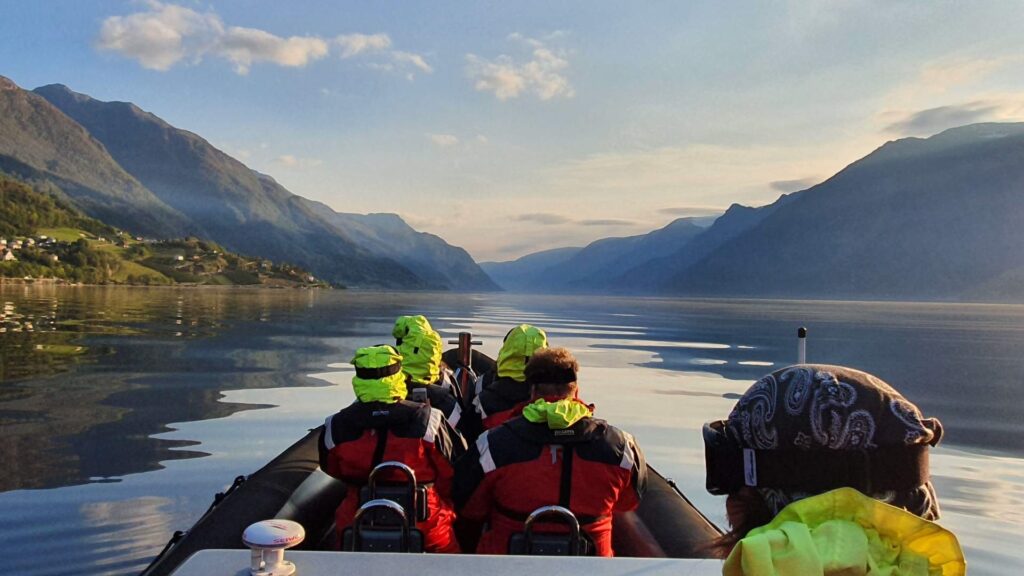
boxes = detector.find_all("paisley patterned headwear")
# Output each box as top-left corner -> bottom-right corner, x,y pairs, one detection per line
707,364 -> 944,520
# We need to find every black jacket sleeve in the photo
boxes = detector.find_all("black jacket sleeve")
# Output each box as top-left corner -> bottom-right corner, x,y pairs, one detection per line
452,438 -> 485,511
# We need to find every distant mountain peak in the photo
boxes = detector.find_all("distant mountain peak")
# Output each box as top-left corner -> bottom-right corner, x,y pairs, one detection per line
866,121 -> 1024,166
34,84 -> 157,125
34,83 -> 94,104
0,75 -> 18,91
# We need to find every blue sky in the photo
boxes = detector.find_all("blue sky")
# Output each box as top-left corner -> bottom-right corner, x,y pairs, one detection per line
3,1 -> 1024,260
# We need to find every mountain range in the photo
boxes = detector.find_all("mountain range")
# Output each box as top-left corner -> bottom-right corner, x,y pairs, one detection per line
5,71 -> 1024,301
486,123 -> 1024,302
0,75 -> 496,290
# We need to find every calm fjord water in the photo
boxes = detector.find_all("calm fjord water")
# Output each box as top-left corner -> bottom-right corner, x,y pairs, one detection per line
0,286 -> 1022,574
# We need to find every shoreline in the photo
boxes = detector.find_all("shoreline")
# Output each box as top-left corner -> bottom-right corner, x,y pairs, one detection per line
0,277 -> 332,290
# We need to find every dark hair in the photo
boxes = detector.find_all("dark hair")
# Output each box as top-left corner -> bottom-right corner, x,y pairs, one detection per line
705,488 -> 775,558
525,347 -> 578,397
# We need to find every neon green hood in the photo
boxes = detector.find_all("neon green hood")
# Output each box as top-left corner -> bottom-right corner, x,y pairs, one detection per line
393,315 -> 434,342
351,345 -> 407,403
497,324 -> 548,381
394,321 -> 442,386
724,488 -> 965,576
522,398 -> 592,429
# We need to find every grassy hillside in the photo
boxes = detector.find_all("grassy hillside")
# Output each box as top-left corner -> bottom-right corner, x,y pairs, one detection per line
0,76 -> 190,238
0,175 -> 327,287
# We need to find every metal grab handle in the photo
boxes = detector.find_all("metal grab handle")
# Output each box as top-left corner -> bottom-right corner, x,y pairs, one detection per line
368,461 -> 417,496
523,505 -> 582,555
352,499 -> 409,551
446,332 -> 482,401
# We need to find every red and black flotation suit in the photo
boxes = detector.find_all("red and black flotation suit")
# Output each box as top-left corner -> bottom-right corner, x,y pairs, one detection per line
407,368 -> 465,429
318,399 -> 464,553
466,370 -> 532,435
453,415 -> 647,556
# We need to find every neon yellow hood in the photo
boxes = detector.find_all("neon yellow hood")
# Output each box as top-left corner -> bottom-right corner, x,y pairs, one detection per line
497,324 -> 548,381
398,328 -> 442,386
351,345 -> 407,403
392,315 -> 434,342
724,488 -> 965,576
522,398 -> 592,429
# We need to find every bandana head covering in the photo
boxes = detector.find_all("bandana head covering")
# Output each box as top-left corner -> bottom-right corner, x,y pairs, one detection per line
723,364 -> 943,520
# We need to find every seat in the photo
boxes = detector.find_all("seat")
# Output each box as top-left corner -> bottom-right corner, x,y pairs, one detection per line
341,462 -> 426,553
507,505 -> 592,556
341,499 -> 424,552
357,461 -> 429,523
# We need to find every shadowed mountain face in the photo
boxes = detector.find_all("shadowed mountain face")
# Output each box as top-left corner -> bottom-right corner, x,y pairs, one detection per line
606,195 -> 800,294
34,83 -> 426,288
480,246 -> 583,292
490,123 -> 1024,302
303,200 -> 500,291
0,76 -> 190,238
481,218 -> 706,293
667,123 -> 1024,301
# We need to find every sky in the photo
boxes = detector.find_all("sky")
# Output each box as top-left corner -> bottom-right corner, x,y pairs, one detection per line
2,1 -> 1024,261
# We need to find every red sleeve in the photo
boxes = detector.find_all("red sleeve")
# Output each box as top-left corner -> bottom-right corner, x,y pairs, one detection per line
612,471 -> 641,512
428,440 -> 456,504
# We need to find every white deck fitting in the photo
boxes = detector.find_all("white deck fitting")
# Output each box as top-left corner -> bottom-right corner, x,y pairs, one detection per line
172,550 -> 724,576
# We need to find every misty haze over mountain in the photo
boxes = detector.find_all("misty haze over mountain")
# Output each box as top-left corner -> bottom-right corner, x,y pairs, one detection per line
0,75 -> 496,289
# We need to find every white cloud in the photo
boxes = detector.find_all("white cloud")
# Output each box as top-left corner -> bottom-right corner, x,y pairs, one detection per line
335,33 -> 391,58
391,50 -> 433,74
428,133 -> 460,148
466,35 -> 574,101
334,34 -> 431,78
881,99 -> 1024,136
877,55 -> 1024,131
220,27 -> 328,75
96,1 -> 222,70
96,2 -> 421,77
273,154 -> 323,169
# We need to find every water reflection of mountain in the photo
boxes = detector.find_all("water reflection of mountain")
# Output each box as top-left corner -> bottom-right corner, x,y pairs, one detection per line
0,287 -> 342,491
0,286 -> 490,492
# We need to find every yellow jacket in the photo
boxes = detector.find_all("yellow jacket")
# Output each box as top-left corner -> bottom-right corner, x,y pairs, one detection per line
724,488 -> 965,576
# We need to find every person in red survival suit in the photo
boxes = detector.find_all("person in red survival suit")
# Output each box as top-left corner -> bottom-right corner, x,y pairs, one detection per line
454,347 -> 647,556
461,324 -> 549,441
318,344 -> 463,553
393,315 -> 470,440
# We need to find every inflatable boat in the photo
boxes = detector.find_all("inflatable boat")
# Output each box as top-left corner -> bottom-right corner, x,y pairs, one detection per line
141,340 -> 724,576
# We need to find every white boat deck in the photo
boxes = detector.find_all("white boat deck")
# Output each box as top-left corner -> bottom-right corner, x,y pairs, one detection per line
172,550 -> 724,575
